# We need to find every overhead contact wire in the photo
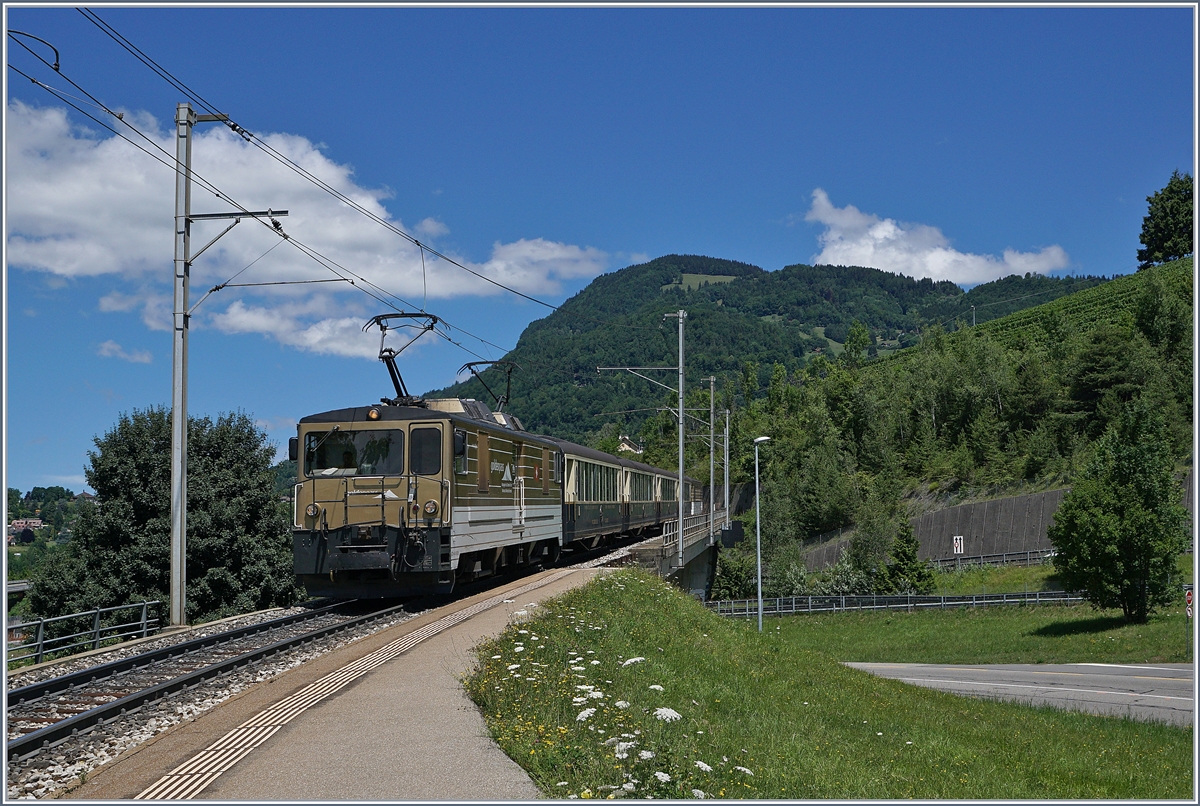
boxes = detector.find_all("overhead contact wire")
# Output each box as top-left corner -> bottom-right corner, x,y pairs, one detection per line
75,8 -> 661,333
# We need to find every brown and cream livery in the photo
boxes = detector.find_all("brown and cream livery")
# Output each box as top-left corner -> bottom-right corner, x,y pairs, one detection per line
290,397 -> 694,598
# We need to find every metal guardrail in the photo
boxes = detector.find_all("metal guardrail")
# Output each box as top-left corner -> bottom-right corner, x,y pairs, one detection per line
706,590 -> 1085,618
6,601 -> 162,666
929,549 -> 1057,570
662,512 -> 721,550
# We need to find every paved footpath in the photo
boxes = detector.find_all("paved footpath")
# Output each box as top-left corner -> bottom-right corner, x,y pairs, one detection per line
67,568 -> 604,801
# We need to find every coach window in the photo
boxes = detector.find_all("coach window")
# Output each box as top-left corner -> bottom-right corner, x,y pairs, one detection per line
410,427 -> 442,476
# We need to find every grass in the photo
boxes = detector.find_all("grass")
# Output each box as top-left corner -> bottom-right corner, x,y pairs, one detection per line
930,553 -> 1193,595
466,569 -> 1192,799
931,561 -> 1063,594
772,604 -> 1193,665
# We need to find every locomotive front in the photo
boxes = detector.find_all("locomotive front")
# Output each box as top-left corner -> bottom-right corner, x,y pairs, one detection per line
290,405 -> 454,597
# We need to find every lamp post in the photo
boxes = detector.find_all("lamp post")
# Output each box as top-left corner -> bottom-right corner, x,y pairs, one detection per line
753,436 -> 770,632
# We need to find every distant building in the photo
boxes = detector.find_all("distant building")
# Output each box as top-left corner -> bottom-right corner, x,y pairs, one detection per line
73,492 -> 96,504
616,436 -> 643,455
8,518 -> 43,533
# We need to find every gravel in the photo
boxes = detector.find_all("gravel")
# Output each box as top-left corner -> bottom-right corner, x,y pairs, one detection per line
5,605 -> 427,800
4,543 -> 647,799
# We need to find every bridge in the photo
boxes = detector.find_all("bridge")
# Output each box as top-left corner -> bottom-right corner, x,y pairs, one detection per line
630,510 -> 730,596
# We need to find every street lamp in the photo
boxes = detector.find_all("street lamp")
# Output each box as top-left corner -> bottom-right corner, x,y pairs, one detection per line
753,436 -> 771,632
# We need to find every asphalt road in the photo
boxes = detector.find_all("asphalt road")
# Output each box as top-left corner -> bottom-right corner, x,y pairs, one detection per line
845,662 -> 1194,727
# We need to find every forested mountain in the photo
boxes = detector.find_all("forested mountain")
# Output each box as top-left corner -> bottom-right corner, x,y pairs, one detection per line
427,254 -> 1110,444
715,256 -> 1192,598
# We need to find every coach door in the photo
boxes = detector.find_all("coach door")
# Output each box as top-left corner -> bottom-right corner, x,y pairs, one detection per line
408,424 -> 448,527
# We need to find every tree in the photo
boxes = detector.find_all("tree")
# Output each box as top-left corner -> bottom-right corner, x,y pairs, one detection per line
1047,402 -> 1188,623
879,521 -> 935,594
28,407 -> 302,622
1137,170 -> 1193,269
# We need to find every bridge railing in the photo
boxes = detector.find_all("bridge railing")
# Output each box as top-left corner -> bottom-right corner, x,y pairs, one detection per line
706,590 -> 1084,618
661,512 -> 721,551
6,601 -> 162,667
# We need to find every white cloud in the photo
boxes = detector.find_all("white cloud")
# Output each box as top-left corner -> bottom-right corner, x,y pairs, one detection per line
96,339 -> 152,364
6,100 -> 609,357
255,416 -> 298,433
415,217 -> 449,238
804,189 -> 1069,286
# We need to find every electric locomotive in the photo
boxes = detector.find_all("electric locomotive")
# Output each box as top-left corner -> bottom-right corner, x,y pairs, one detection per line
289,314 -> 696,598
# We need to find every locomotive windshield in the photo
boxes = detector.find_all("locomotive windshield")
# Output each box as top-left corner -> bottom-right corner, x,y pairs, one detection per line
304,429 -> 405,477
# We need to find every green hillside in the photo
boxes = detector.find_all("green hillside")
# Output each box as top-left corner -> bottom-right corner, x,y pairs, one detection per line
427,254 -> 1113,444
719,257 -> 1192,598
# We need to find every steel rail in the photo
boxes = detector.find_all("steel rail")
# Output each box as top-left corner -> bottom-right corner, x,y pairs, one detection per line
7,601 -> 342,706
6,602 -> 408,763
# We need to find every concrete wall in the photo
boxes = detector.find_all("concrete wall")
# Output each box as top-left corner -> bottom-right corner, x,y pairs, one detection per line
804,488 -> 1067,572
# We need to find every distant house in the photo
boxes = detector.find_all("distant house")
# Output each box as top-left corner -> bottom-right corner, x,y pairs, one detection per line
8,518 -> 43,533
73,492 -> 96,504
616,436 -> 643,455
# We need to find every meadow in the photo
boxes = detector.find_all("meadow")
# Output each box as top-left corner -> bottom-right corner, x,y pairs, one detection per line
465,568 -> 1193,800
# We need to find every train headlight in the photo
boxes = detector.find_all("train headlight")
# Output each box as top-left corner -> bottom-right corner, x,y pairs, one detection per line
367,408 -> 381,421
305,503 -> 320,518
423,499 -> 439,516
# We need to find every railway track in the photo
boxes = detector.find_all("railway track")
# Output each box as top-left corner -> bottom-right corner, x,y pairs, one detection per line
6,601 -> 411,763
5,539 -> 642,798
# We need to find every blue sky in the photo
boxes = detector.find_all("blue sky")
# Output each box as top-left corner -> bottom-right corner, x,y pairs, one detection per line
3,4 -> 1195,494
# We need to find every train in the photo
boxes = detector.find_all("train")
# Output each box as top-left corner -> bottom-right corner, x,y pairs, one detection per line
289,322 -> 699,598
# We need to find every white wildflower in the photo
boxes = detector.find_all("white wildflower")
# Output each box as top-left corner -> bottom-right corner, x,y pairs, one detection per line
691,790 -> 707,799
515,610 -> 528,616
734,766 -> 754,776
518,630 -> 529,634
514,646 -> 525,652
695,761 -> 712,772
576,708 -> 596,722
603,737 -> 620,746
615,701 -> 630,709
576,685 -> 595,690
622,657 -> 646,667
557,782 -> 569,787
654,707 -> 682,722
622,783 -> 636,792
877,732 -> 883,736
571,666 -> 585,671
649,684 -> 664,691
507,664 -> 521,670
588,690 -> 605,699
572,697 -> 587,705
654,772 -> 671,783
639,750 -> 655,760
590,659 -> 601,665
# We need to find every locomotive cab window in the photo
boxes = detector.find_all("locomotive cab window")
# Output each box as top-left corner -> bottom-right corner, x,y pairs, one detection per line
453,430 -> 468,475
410,427 -> 442,476
304,429 -> 404,477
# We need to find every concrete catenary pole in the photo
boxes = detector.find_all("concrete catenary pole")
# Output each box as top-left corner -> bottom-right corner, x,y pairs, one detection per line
708,376 -> 715,545
661,309 -> 687,566
723,409 -> 730,529
675,310 -> 686,567
170,103 -> 194,627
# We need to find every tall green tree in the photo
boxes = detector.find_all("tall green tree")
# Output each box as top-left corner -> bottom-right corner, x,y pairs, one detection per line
1047,402 -> 1188,623
1138,170 -> 1194,269
28,407 -> 302,623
